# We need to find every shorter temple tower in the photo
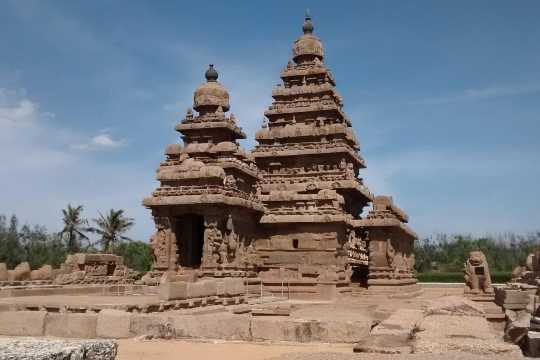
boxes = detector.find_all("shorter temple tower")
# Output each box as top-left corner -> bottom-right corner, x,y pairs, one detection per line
143,65 -> 264,277
355,196 -> 419,295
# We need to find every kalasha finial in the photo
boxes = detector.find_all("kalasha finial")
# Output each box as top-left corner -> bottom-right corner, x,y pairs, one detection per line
205,64 -> 218,82
303,9 -> 314,34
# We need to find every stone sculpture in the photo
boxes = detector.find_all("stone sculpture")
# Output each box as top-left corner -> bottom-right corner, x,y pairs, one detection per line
464,250 -> 493,295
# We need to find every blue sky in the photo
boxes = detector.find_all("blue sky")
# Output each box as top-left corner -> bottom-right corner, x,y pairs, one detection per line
1,0 -> 539,241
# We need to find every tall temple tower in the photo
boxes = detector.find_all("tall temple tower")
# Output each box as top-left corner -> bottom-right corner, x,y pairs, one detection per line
251,12 -> 374,297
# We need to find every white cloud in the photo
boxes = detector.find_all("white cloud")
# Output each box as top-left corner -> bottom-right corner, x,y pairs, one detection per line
0,88 -> 149,240
72,132 -> 126,151
0,89 -> 74,174
0,88 -> 39,126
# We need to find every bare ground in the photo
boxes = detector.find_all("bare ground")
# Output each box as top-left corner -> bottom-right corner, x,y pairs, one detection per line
116,339 -> 523,360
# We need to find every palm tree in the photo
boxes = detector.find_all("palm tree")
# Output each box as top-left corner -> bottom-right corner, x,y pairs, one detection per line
91,209 -> 134,253
60,204 -> 89,253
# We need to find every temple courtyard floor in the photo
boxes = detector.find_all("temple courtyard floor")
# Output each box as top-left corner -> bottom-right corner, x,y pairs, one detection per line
0,285 -> 524,358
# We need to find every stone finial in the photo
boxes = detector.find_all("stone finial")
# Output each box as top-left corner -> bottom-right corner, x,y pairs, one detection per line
292,10 -> 324,61
303,9 -> 314,34
193,64 -> 230,112
205,64 -> 218,82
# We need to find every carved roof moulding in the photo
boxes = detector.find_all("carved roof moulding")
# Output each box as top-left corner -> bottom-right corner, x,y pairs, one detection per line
255,123 -> 359,146
143,194 -> 265,212
143,64 -> 264,213
353,218 -> 418,240
370,195 -> 409,223
252,146 -> 366,167
271,83 -> 341,98
175,121 -> 246,139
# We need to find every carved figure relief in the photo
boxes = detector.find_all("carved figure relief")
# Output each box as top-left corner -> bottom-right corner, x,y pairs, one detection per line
203,216 -> 231,266
225,214 -> 238,263
224,175 -> 237,188
386,238 -> 396,269
346,163 -> 355,179
150,217 -> 177,270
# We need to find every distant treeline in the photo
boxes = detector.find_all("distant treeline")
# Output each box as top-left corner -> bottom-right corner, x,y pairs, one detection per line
414,232 -> 540,273
0,214 -> 152,272
2,212 -> 539,276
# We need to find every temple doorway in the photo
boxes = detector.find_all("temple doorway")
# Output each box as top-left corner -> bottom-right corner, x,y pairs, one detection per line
174,214 -> 205,268
351,265 -> 369,287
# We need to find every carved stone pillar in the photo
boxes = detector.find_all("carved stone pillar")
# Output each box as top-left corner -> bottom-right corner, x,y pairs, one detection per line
150,217 -> 178,271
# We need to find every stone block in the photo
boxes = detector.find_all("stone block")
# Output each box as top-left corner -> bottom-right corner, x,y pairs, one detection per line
527,294 -> 539,313
188,279 -> 217,298
97,309 -> 132,339
322,319 -> 371,343
495,288 -> 530,306
171,312 -> 250,340
425,296 -> 484,316
354,334 -> 411,354
222,278 -> 244,296
505,311 -> 531,344
251,317 -> 331,342
0,263 -> 7,281
0,311 -> 47,336
159,281 -> 189,301
527,331 -> 540,357
45,313 -> 97,338
130,314 -> 171,338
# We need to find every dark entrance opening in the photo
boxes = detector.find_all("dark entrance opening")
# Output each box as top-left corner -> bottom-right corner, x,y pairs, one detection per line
351,265 -> 369,288
174,214 -> 205,268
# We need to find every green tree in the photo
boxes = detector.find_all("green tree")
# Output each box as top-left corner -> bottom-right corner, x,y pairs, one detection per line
60,204 -> 89,253
0,215 -> 24,268
91,209 -> 134,253
19,224 -> 48,269
115,241 -> 152,272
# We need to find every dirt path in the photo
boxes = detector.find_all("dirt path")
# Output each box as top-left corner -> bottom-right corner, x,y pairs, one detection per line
117,339 -> 351,360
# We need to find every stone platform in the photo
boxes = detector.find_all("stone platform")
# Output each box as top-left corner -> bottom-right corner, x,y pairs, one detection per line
0,293 -> 245,313
0,285 -> 520,358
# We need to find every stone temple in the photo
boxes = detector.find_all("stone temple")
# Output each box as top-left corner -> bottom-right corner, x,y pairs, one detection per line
143,13 -> 419,299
